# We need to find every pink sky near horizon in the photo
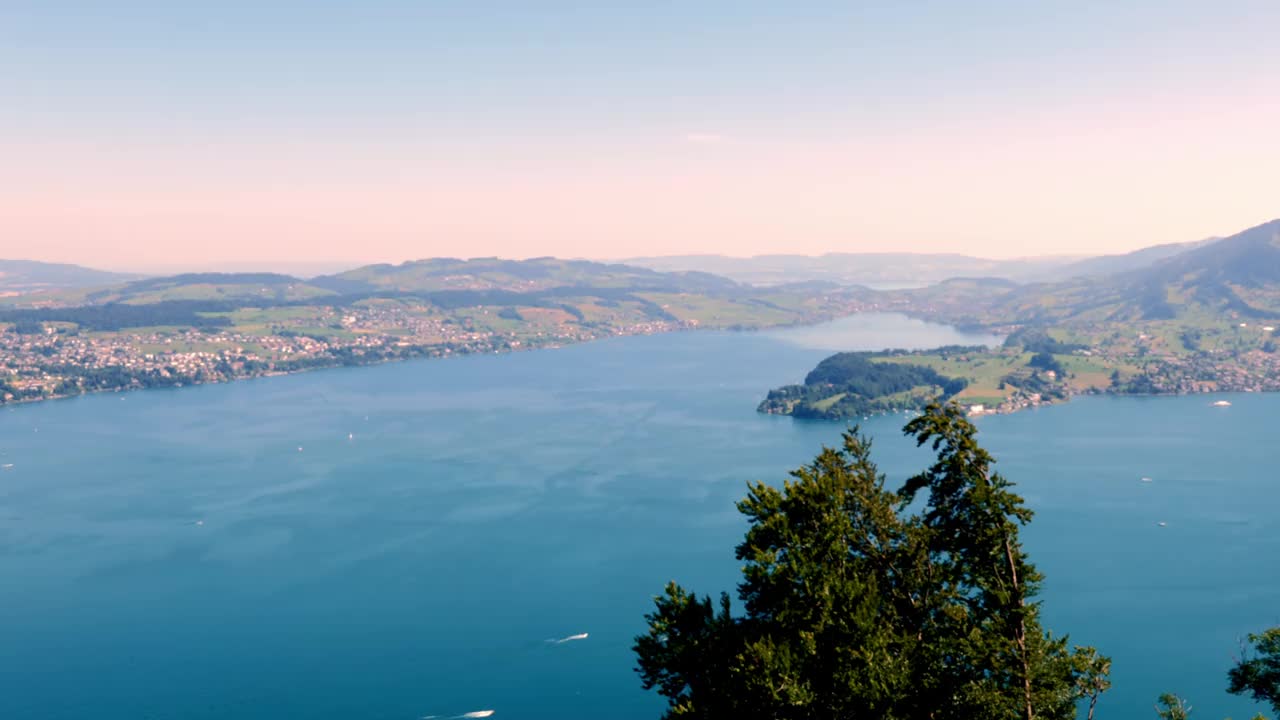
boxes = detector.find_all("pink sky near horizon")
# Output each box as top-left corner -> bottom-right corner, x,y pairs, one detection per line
5,78 -> 1278,272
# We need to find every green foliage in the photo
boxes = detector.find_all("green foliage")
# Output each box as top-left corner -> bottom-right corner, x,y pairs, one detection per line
635,403 -> 1108,719
274,329 -> 330,342
803,352 -> 955,392
1005,327 -> 1084,354
0,301 -> 233,331
1228,628 -> 1280,714
1071,647 -> 1111,720
10,319 -> 44,335
760,353 -> 968,419
1155,693 -> 1192,719
633,584 -> 744,716
899,403 -> 1081,719
558,303 -> 586,321
1028,351 -> 1066,374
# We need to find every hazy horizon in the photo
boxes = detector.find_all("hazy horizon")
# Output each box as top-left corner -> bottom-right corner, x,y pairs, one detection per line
0,223 -> 1249,276
4,1 -> 1277,270
0,246 -> 1151,277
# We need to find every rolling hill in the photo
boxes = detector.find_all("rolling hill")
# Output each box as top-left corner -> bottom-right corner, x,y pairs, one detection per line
3,257 -> 836,332
80,272 -> 336,305
311,257 -> 738,295
0,259 -> 139,295
7,258 -> 746,308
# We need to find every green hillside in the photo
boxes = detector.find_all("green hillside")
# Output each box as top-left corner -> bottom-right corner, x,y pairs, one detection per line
985,219 -> 1280,324
887,219 -> 1280,328
759,350 -> 971,419
311,257 -> 739,295
81,273 -> 337,305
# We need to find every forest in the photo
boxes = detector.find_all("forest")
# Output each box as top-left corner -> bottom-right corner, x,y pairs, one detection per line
759,352 -> 969,419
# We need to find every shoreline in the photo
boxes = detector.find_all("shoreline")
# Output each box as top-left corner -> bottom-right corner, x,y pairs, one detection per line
5,314 -> 1266,414
761,385 -> 1255,422
0,317 -> 802,410
0,332 -> 597,410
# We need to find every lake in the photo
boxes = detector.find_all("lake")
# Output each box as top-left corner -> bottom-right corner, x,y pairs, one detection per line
0,313 -> 1274,719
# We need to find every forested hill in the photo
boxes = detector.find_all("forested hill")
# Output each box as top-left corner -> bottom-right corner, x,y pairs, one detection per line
759,351 -> 970,419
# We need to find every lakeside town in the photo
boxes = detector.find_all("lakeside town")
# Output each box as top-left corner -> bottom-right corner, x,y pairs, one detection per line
9,298 -> 1280,412
0,305 -> 687,405
0,279 -> 888,406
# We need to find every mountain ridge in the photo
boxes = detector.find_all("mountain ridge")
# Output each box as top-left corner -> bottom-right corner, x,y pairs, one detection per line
0,259 -> 140,295
968,219 -> 1280,324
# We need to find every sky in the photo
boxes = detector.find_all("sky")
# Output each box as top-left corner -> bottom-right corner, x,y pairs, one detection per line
2,1 -> 1278,272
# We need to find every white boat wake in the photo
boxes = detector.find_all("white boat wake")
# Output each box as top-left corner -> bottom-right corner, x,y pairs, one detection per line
547,632 -> 589,644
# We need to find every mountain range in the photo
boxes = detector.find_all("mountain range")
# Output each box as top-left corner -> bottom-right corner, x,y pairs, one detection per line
622,252 -> 1079,287
4,220 -> 1276,327
622,238 -> 1209,288
1,258 -> 747,307
960,219 -> 1280,324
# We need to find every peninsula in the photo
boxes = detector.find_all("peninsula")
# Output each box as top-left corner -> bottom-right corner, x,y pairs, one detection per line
762,219 -> 1280,418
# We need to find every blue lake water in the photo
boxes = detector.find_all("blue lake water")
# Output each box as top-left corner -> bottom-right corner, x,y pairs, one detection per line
0,313 -> 1275,719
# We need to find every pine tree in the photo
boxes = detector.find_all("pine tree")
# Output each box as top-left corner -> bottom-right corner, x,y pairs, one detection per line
1154,693 -> 1192,720
1228,628 -> 1280,715
634,402 -> 1109,719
